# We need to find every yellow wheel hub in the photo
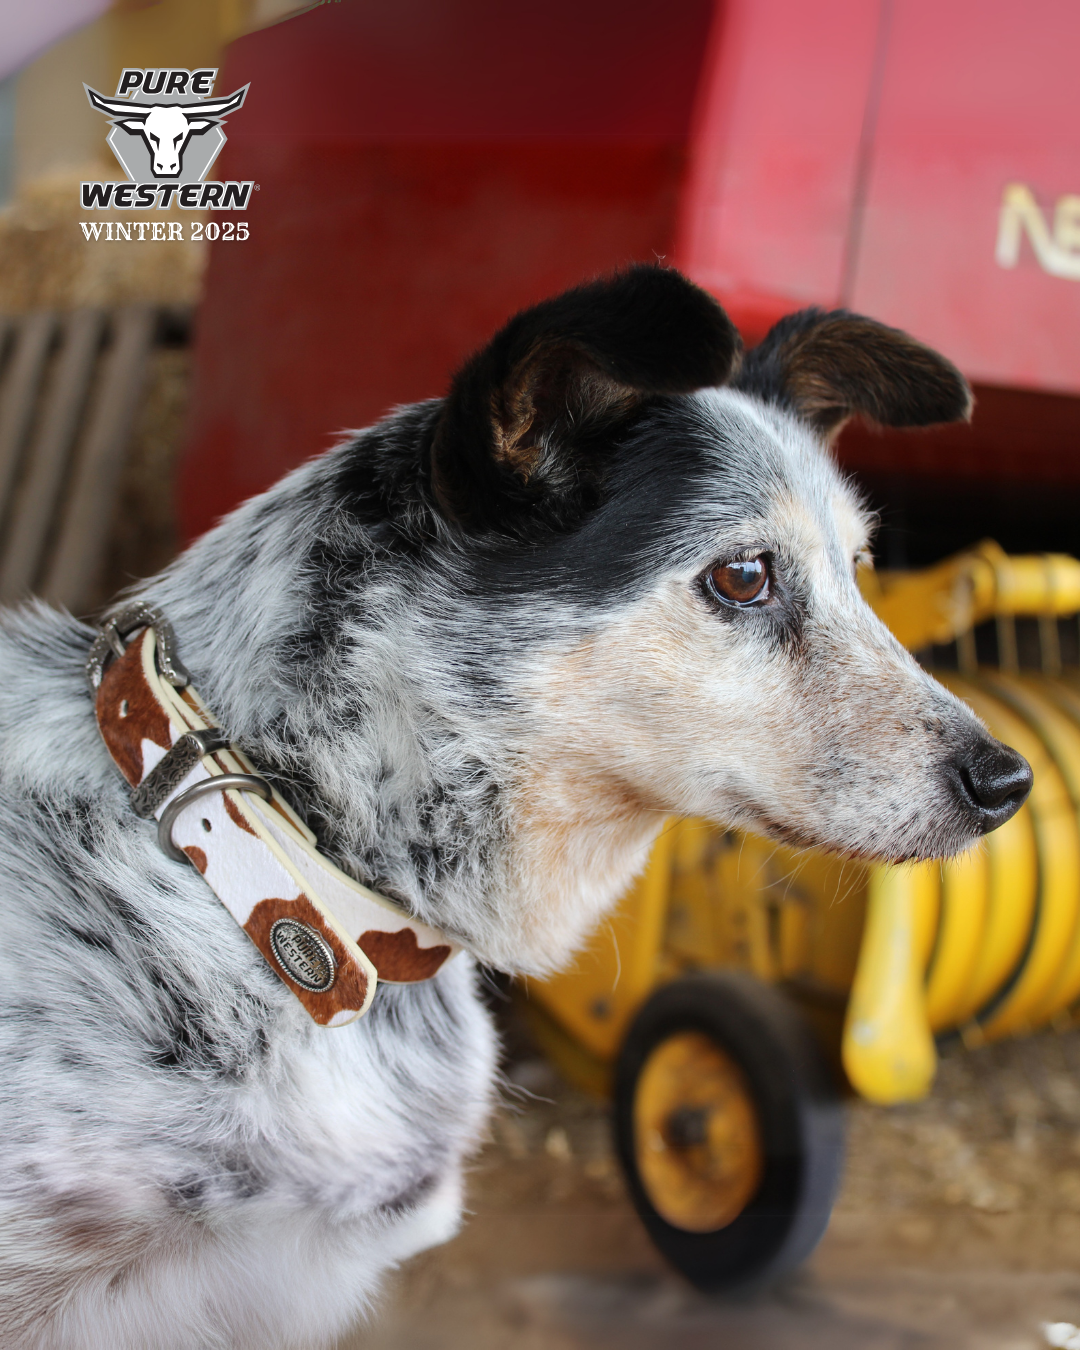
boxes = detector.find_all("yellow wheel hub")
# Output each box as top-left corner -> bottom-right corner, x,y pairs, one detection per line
633,1030 -> 764,1233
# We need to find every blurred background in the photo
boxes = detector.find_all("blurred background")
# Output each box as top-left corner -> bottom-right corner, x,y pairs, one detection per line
2,0 -> 1079,613
2,2 -> 1080,1347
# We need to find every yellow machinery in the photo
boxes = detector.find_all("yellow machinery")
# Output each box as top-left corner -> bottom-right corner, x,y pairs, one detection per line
522,541 -> 1080,1291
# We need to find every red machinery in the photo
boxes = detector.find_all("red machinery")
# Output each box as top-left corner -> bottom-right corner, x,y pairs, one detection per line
180,0 -> 1080,549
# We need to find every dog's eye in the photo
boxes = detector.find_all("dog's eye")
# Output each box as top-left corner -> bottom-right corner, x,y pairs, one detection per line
707,555 -> 770,607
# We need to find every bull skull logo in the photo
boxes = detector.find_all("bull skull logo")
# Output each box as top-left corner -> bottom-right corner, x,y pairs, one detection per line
85,79 -> 248,184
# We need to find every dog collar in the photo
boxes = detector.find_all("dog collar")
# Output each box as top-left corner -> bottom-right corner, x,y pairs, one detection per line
87,603 -> 457,1027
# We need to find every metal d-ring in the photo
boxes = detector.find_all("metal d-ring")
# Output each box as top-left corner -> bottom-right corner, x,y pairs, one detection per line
158,773 -> 273,863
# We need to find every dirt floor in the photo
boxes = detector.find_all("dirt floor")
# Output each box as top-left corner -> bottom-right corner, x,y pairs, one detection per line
338,1015 -> 1080,1350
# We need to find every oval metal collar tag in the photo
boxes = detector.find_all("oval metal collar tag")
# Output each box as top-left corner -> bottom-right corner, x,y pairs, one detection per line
269,918 -> 337,992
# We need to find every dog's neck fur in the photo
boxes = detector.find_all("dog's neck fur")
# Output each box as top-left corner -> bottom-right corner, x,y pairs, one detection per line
141,414 -> 659,976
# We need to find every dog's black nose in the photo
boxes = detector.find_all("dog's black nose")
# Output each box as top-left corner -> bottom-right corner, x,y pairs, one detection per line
951,738 -> 1033,832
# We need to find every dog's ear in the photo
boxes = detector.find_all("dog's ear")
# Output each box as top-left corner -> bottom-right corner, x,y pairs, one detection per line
735,308 -> 973,439
430,265 -> 741,529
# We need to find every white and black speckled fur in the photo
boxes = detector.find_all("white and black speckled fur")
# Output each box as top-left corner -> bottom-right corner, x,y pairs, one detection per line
0,269 -> 1029,1348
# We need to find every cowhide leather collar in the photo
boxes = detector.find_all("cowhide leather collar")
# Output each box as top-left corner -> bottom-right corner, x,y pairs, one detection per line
87,605 -> 456,1027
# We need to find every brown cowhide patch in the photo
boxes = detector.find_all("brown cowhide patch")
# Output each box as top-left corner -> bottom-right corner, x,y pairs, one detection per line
222,794 -> 257,836
359,927 -> 452,981
96,634 -> 173,786
244,895 -> 369,1024
183,845 -> 208,874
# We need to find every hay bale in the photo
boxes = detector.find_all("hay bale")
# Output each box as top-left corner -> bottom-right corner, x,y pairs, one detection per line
0,169 -> 207,313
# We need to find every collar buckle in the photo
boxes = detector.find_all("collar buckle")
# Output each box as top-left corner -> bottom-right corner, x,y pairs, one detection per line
87,601 -> 190,693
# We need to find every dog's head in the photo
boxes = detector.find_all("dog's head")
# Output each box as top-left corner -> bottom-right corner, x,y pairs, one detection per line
422,266 -> 1030,966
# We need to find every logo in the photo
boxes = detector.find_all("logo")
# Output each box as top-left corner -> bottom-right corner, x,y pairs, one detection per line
996,183 -> 1080,281
269,919 -> 337,993
81,68 -> 253,212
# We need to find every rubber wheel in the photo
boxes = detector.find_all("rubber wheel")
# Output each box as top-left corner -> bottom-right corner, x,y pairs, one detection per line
613,970 -> 845,1293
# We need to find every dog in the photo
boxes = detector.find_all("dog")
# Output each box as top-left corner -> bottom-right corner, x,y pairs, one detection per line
0,266 -> 1031,1348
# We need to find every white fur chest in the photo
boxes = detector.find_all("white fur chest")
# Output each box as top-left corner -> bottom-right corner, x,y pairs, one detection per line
0,618 -> 497,1348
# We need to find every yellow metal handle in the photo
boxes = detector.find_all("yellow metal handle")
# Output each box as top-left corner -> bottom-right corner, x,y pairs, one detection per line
864,541 -> 1080,652
842,863 -> 938,1103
